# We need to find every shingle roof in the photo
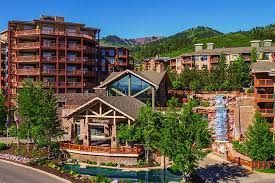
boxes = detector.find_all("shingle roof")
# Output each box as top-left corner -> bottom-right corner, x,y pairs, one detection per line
251,62 -> 275,73
179,46 -> 275,57
96,69 -> 167,89
55,93 -> 97,106
65,96 -> 145,120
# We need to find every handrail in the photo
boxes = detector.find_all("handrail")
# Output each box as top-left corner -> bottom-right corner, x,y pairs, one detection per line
16,55 -> 40,61
255,79 -> 273,86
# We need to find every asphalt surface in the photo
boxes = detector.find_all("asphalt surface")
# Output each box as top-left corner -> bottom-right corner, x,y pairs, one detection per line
0,160 -> 68,183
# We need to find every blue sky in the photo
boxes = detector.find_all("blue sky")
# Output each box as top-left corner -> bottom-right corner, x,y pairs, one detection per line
0,0 -> 274,38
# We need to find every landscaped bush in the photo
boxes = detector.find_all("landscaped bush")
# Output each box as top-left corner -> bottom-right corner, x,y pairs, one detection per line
90,175 -> 111,183
232,141 -> 247,155
86,160 -> 97,165
0,142 -> 8,150
100,162 -> 118,167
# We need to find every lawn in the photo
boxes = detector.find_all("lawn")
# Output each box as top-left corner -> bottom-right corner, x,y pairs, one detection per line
256,169 -> 275,174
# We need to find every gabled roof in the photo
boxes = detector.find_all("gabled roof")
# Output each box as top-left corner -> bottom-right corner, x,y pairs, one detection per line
65,96 -> 145,121
95,69 -> 167,89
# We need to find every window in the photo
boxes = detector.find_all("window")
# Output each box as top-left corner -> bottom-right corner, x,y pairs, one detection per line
202,55 -> 208,61
75,122 -> 80,138
109,59 -> 115,64
90,126 -> 104,136
102,59 -> 106,64
101,66 -> 106,72
263,53 -> 270,60
102,50 -> 106,56
195,56 -> 200,61
109,50 -> 115,56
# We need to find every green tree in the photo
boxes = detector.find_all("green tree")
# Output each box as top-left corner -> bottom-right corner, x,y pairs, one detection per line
250,48 -> 258,62
17,81 -> 63,151
0,93 -> 7,134
160,100 -> 212,179
245,112 -> 275,160
118,105 -> 163,162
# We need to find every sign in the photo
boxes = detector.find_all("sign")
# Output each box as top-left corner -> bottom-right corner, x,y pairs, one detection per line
92,118 -> 110,124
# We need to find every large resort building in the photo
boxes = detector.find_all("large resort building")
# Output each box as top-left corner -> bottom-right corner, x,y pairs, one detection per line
252,62 -> 275,131
7,15 -> 100,107
100,46 -> 130,73
173,40 -> 275,73
58,69 -> 169,164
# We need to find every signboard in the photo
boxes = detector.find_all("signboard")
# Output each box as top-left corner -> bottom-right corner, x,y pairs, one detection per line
91,118 -> 110,124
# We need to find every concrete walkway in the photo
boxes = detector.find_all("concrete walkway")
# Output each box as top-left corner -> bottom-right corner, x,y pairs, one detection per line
197,153 -> 275,183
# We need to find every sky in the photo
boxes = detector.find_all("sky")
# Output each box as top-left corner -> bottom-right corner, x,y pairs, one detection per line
0,0 -> 274,38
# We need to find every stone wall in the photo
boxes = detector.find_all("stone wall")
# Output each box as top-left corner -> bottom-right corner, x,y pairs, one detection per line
69,152 -> 139,165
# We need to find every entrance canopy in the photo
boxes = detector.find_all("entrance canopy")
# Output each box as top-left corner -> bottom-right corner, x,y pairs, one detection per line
64,96 -> 145,121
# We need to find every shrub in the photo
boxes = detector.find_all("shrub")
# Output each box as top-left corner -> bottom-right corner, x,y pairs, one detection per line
232,141 -> 247,155
90,175 -> 111,183
100,162 -> 118,167
86,160 -> 97,165
0,142 -> 8,150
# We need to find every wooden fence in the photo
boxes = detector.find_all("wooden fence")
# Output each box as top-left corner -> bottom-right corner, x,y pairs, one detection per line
227,153 -> 275,170
60,143 -> 143,155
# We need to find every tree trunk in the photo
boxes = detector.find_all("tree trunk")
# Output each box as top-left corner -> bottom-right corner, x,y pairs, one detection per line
27,128 -> 30,153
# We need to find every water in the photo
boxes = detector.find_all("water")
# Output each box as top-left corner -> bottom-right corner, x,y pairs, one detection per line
214,95 -> 228,141
63,164 -> 183,182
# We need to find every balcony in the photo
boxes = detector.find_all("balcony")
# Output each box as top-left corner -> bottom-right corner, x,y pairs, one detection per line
83,58 -> 96,65
42,43 -> 57,49
15,29 -> 40,36
210,57 -> 219,63
16,55 -> 40,63
42,82 -> 56,88
42,56 -> 57,63
255,79 -> 273,87
67,57 -> 82,63
66,70 -> 82,75
83,46 -> 95,53
58,70 -> 66,75
115,62 -> 128,67
259,109 -> 275,117
83,71 -> 96,77
15,42 -> 40,49
17,68 -> 39,75
67,44 -> 82,50
41,69 -> 56,75
67,82 -> 82,88
58,82 -> 66,87
255,94 -> 275,102
84,82 -> 97,88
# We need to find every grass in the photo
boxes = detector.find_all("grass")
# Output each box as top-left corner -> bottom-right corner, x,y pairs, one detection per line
256,169 -> 275,174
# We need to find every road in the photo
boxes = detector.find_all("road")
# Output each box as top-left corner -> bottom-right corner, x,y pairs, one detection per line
0,160 -> 70,183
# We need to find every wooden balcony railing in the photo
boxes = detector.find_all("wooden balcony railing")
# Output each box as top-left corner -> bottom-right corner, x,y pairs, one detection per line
17,68 -> 39,75
16,42 -> 40,49
67,57 -> 82,63
42,43 -> 57,49
255,94 -> 275,101
15,29 -> 40,36
115,62 -> 128,67
259,109 -> 275,115
255,79 -> 273,87
42,56 -> 57,62
60,143 -> 143,155
83,46 -> 96,53
58,82 -> 66,87
84,82 -> 97,88
15,29 -> 95,41
42,82 -> 56,87
67,44 -> 82,50
67,82 -> 82,87
58,70 -> 66,75
67,70 -> 82,75
41,69 -> 56,74
83,58 -> 96,64
16,55 -> 40,62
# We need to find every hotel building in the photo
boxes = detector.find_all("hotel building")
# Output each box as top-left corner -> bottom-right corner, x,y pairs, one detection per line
173,40 -> 275,74
7,15 -> 100,107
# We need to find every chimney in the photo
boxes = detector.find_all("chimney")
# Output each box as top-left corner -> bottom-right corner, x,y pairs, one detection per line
263,39 -> 272,47
194,43 -> 203,52
206,43 -> 214,50
250,40 -> 261,48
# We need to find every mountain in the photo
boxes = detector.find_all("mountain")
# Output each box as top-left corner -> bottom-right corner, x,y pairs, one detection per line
100,35 -> 164,46
131,25 -> 275,63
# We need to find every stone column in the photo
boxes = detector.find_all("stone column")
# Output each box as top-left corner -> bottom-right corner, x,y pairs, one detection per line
111,111 -> 117,147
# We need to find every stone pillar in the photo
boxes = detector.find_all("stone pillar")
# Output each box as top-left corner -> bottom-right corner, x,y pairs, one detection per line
152,87 -> 155,110
80,118 -> 88,146
111,111 -> 117,147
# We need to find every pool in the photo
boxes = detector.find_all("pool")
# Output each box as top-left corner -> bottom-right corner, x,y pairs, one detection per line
63,164 -> 183,182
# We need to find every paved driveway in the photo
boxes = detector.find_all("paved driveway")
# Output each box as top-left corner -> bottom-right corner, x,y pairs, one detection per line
197,153 -> 275,183
0,160 -> 69,183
